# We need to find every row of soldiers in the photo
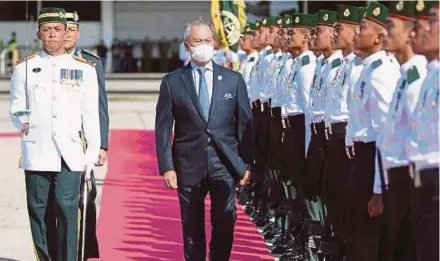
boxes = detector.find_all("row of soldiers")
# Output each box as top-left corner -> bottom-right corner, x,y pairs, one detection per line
237,1 -> 438,261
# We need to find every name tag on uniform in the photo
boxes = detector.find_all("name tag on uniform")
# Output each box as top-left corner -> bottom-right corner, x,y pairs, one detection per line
60,69 -> 83,87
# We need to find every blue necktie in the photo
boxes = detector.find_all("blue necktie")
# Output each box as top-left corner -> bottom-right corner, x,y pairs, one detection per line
197,67 -> 210,120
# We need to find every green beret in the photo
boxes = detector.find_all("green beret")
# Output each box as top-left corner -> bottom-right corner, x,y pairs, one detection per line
255,20 -> 261,29
274,16 -> 283,27
261,17 -> 275,27
283,15 -> 293,28
243,22 -> 255,35
337,5 -> 361,25
291,13 -> 316,28
37,7 -> 66,25
359,7 -> 368,22
387,1 -> 415,21
66,11 -> 80,24
414,1 -> 434,20
315,10 -> 337,26
365,1 -> 389,27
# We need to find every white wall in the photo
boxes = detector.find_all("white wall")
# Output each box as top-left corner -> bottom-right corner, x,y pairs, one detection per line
114,1 -> 211,41
0,21 -> 101,49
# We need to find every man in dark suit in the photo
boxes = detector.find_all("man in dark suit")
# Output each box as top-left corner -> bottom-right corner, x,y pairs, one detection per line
155,19 -> 254,261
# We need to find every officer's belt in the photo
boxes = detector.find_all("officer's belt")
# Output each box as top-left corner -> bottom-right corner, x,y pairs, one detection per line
387,165 -> 411,184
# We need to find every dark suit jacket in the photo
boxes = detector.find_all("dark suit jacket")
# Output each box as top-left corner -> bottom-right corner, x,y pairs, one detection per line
155,62 -> 254,186
76,49 -> 110,150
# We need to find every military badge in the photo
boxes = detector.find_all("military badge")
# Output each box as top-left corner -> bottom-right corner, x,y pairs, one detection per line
323,14 -> 329,21
416,0 -> 425,11
373,7 -> 381,17
295,16 -> 300,24
344,8 -> 350,17
32,68 -> 41,73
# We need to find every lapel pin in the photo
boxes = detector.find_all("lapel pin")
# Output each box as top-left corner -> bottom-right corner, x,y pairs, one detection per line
218,75 -> 223,81
32,68 -> 41,73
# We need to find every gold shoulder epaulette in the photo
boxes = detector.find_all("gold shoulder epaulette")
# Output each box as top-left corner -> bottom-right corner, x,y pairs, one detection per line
73,56 -> 96,67
15,53 -> 36,66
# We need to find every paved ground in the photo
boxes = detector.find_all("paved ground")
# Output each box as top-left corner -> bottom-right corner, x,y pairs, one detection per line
0,94 -> 158,261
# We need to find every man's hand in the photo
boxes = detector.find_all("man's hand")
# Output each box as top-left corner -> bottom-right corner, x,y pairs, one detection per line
21,123 -> 29,136
96,149 -> 107,166
239,170 -> 251,186
163,171 -> 178,189
367,194 -> 384,217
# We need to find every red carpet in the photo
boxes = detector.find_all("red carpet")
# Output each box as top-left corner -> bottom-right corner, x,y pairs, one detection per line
93,130 -> 273,261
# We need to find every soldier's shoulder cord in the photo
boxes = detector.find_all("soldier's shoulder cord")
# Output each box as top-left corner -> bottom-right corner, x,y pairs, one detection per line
15,53 -> 36,66
73,56 -> 96,67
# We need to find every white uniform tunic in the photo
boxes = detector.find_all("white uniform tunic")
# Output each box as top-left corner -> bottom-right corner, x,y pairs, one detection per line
374,55 -> 428,194
9,51 -> 101,172
406,59 -> 440,172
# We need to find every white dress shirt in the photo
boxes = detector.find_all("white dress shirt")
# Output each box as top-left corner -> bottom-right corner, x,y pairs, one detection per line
310,50 -> 343,124
349,50 -> 401,144
270,51 -> 290,108
406,59 -> 439,171
240,51 -> 259,99
373,55 -> 428,194
345,56 -> 365,146
191,60 -> 214,102
325,52 -> 356,128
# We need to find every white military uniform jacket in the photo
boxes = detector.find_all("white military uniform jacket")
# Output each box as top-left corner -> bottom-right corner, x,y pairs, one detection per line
374,55 -> 427,194
239,51 -> 259,100
406,59 -> 440,172
345,55 -> 364,147
9,51 -> 101,172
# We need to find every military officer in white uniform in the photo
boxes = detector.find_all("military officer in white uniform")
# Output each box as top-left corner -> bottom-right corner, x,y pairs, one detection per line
9,7 -> 100,261
348,3 -> 401,261
371,2 -> 427,261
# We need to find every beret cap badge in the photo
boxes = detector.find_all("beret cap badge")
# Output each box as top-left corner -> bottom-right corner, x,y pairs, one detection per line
323,14 -> 329,21
295,16 -> 300,23
416,0 -> 425,11
396,1 -> 404,11
373,7 -> 381,16
344,8 -> 350,17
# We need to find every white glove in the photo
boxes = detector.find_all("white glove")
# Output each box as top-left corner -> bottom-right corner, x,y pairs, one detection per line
84,163 -> 94,181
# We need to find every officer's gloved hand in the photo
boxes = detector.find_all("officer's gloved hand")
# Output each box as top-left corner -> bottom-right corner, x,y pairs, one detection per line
84,163 -> 95,182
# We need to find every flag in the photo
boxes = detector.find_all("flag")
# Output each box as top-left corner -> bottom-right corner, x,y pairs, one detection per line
211,0 -> 247,53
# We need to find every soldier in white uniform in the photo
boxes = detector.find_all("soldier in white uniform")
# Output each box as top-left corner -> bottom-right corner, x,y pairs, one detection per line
406,3 -> 439,260
307,10 -> 343,215
348,2 -> 401,261
265,16 -> 285,173
9,7 -> 100,261
321,5 -> 364,257
344,7 -> 367,159
371,2 -> 427,261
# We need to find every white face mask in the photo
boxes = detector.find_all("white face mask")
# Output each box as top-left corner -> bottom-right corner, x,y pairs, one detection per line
190,43 -> 214,63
